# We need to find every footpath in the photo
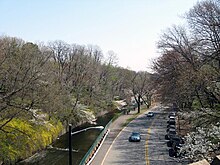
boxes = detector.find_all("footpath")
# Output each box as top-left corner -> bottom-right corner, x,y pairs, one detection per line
91,108 -> 145,165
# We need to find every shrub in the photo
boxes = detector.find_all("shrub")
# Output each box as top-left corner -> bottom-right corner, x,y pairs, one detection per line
0,118 -> 63,164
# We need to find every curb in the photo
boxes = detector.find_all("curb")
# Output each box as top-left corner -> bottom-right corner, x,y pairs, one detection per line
86,129 -> 110,165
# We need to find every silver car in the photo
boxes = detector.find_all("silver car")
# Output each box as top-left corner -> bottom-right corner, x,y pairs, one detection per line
129,132 -> 141,142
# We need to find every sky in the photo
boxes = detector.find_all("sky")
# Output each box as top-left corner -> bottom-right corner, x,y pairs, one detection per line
0,0 -> 201,72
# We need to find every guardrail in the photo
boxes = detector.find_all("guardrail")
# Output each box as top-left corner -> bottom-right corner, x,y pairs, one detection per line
79,105 -> 136,165
79,118 -> 112,165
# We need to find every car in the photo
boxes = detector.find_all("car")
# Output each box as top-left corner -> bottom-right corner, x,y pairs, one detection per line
169,116 -> 175,120
167,124 -> 176,129
169,141 -> 183,157
167,118 -> 175,122
165,129 -> 176,140
129,132 -> 141,142
167,118 -> 176,125
169,112 -> 176,117
166,127 -> 176,132
167,135 -> 184,147
147,112 -> 154,117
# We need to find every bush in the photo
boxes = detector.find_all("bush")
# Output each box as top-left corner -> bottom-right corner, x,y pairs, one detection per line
0,118 -> 63,164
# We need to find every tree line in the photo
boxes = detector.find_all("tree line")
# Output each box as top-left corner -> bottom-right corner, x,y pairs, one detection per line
0,35 -> 152,163
0,37 -> 152,127
152,0 -> 220,160
153,0 -> 219,117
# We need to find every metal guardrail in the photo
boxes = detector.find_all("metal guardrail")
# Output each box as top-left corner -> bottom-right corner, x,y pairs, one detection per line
79,119 -> 112,165
79,110 -> 125,165
79,105 -> 136,165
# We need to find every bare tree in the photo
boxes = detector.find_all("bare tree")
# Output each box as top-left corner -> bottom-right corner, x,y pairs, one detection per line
131,71 -> 151,113
0,37 -> 51,130
187,0 -> 220,69
154,0 -> 220,110
48,40 -> 70,84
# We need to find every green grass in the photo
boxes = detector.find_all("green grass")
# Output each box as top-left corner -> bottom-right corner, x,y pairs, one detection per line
121,106 -> 149,127
112,112 -> 123,122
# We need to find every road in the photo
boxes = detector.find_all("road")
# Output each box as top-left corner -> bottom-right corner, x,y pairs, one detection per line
100,105 -> 189,165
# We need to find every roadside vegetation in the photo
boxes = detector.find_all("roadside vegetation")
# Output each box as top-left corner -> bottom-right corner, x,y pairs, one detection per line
122,105 -> 149,127
0,118 -> 62,164
152,0 -> 220,162
0,36 -> 152,163
1,0 -> 219,164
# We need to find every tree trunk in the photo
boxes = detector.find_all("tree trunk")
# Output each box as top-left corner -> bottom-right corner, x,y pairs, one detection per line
137,94 -> 141,113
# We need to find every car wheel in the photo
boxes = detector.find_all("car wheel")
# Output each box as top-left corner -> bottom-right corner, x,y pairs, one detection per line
165,135 -> 169,140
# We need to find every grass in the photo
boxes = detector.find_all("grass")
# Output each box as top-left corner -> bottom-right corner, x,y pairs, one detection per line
121,105 -> 149,127
112,112 -> 123,122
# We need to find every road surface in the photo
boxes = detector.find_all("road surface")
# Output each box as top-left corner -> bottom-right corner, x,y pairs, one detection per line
100,105 -> 188,165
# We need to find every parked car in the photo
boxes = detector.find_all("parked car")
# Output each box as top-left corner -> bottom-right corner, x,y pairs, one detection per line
167,135 -> 184,147
165,129 -> 176,140
167,124 -> 176,129
169,112 -> 176,117
167,118 -> 176,125
169,141 -> 183,157
147,112 -> 154,117
166,127 -> 176,132
129,132 -> 141,142
169,116 -> 175,120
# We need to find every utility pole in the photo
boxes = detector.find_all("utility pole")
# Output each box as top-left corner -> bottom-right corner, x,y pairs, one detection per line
69,124 -> 72,165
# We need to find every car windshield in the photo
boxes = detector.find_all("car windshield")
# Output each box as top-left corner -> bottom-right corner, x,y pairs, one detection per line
173,138 -> 181,141
169,130 -> 176,134
170,112 -> 175,116
169,128 -> 176,131
132,132 -> 140,136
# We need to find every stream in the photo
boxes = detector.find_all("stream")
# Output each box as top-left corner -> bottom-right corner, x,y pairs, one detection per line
18,111 -> 116,165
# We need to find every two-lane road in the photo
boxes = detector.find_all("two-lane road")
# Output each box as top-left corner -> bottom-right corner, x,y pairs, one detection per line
101,105 -> 188,165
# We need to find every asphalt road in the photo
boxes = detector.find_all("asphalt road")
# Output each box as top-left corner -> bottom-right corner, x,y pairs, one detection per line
101,105 -> 189,165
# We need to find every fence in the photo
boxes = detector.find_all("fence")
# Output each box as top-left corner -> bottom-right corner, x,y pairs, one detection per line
79,104 -> 136,165
79,118 -> 112,165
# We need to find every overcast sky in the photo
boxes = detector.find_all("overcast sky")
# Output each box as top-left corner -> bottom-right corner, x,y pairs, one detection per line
0,0 -> 201,71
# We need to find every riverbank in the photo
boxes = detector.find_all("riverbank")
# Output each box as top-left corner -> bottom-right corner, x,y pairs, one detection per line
0,118 -> 63,164
17,109 -> 117,165
16,101 -> 123,164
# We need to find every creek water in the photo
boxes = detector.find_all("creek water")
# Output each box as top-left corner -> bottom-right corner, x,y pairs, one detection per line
18,111 -> 116,165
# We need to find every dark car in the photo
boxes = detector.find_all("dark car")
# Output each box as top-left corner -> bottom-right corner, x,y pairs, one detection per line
166,127 -> 176,132
169,112 -> 176,117
169,116 -> 175,120
169,141 -> 183,157
167,118 -> 176,125
129,132 -> 141,142
167,124 -> 176,129
167,123 -> 176,129
167,135 -> 184,147
165,129 -> 176,140
147,112 -> 154,117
